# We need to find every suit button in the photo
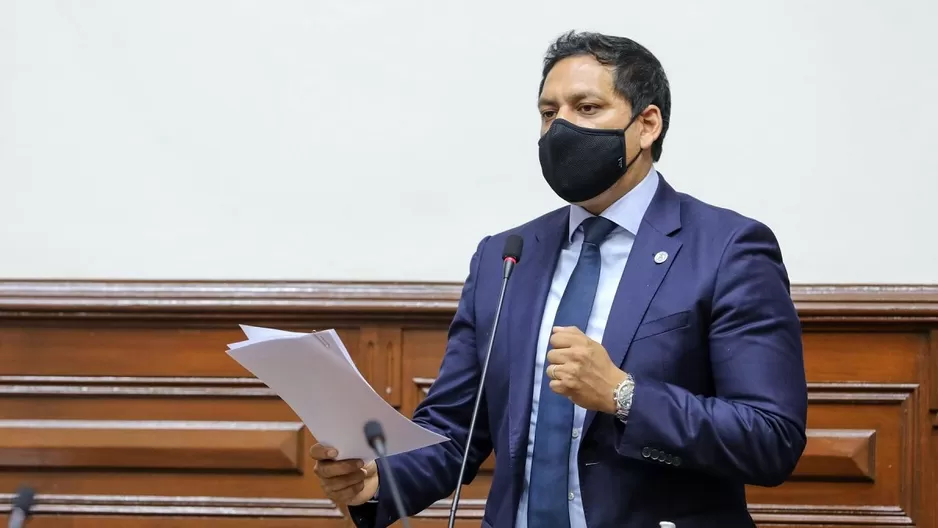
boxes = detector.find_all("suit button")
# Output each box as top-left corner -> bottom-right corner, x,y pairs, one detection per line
641,447 -> 651,458
665,454 -> 673,464
650,449 -> 659,459
673,456 -> 682,467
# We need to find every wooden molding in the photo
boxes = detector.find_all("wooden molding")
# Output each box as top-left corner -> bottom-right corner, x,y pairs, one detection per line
0,494 -> 915,525
0,281 -> 463,320
807,382 -> 917,403
0,419 -> 304,471
747,504 -> 913,526
0,375 -> 273,397
795,429 -> 876,481
931,331 -> 938,415
1,281 -> 937,322
0,494 -> 342,517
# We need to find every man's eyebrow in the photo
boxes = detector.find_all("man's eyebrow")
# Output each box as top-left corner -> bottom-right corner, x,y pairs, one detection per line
537,96 -> 556,108
537,91 -> 603,108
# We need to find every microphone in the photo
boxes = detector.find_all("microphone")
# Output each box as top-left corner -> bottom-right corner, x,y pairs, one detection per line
8,486 -> 35,528
447,234 -> 524,528
363,420 -> 411,528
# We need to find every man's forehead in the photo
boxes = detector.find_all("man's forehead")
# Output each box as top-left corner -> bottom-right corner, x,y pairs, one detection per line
539,55 -> 616,103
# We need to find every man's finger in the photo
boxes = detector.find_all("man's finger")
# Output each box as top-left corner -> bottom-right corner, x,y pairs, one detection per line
330,481 -> 366,503
322,468 -> 367,492
547,346 -> 589,365
549,331 -> 588,349
315,458 -> 364,478
552,325 -> 585,335
309,443 -> 339,460
545,347 -> 572,366
549,379 -> 568,394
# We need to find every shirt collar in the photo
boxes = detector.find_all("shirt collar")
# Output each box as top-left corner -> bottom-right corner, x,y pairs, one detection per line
568,166 -> 660,242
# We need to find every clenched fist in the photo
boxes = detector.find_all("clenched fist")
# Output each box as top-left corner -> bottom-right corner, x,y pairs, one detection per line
546,326 -> 628,414
310,443 -> 379,506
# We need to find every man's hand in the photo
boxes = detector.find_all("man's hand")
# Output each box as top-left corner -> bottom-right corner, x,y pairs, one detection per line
310,443 -> 379,506
546,326 -> 628,414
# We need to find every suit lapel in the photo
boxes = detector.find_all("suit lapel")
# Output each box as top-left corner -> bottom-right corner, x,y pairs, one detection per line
506,208 -> 568,491
582,176 -> 683,435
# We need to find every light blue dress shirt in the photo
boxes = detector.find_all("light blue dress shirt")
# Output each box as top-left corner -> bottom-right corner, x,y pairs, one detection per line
514,168 -> 659,528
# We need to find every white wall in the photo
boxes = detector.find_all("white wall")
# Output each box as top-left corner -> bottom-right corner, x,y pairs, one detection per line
1,0 -> 936,283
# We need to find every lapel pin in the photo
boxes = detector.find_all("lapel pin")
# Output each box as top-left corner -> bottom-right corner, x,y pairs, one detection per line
653,251 -> 668,264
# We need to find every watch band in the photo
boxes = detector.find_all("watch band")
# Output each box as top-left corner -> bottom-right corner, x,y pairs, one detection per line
613,373 -> 635,423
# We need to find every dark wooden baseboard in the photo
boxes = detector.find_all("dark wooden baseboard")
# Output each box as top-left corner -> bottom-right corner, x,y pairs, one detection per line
1,281 -> 936,527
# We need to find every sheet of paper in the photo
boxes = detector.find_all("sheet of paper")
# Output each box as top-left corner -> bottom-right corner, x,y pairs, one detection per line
231,325 -> 364,382
226,331 -> 448,461
240,324 -> 306,341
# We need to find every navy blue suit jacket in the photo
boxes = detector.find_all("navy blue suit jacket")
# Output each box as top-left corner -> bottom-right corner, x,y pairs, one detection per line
350,177 -> 808,527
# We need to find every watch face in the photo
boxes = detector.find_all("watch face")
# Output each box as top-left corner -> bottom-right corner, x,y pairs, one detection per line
614,376 -> 635,419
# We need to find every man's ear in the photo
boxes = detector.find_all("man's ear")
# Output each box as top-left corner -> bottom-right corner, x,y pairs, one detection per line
638,105 -> 663,151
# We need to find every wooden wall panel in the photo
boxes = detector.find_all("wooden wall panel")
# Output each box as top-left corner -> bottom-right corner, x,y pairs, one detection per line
0,419 -> 304,470
919,329 -> 938,526
794,429 -> 876,480
0,281 -> 936,527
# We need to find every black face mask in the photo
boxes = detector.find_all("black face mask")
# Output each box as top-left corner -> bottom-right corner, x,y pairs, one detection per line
538,114 -> 642,203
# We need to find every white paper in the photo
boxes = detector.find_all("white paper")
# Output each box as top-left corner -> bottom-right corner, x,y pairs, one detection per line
240,324 -> 306,341
226,327 -> 448,461
231,325 -> 364,382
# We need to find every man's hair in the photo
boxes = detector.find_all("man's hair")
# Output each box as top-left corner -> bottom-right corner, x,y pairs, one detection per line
540,31 -> 672,161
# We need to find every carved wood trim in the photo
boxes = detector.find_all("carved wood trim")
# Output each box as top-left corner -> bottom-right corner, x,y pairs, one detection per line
0,494 -> 342,517
0,419 -> 304,471
794,429 -> 875,481
0,375 -> 275,397
747,504 -> 913,526
0,494 -> 915,525
417,498 -> 916,526
1,281 -> 936,322
807,382 -> 917,403
807,382 -> 917,518
926,330 -> 938,416
359,327 -> 403,407
413,377 -> 434,397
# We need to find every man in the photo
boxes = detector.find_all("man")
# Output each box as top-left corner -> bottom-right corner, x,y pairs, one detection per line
311,30 -> 808,527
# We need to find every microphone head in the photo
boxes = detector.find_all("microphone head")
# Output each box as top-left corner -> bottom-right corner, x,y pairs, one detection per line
503,235 -> 523,263
363,420 -> 385,448
13,486 -> 36,512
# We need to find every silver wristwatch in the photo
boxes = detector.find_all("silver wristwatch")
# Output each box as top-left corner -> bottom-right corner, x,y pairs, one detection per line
613,373 -> 635,423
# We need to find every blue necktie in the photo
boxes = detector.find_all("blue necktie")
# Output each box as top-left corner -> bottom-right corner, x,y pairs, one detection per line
527,216 -> 617,527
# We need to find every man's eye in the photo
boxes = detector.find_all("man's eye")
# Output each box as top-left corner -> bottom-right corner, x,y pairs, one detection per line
541,110 -> 556,119
580,105 -> 597,114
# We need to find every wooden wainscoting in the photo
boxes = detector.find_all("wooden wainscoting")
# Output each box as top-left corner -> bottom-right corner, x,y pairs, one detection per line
0,281 -> 936,527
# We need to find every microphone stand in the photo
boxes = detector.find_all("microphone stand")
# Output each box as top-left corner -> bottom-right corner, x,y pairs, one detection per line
7,486 -> 35,528
447,248 -> 518,528
364,421 -> 411,528
375,453 -> 410,528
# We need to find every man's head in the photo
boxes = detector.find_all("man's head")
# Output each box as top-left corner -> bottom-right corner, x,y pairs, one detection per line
536,31 -> 671,213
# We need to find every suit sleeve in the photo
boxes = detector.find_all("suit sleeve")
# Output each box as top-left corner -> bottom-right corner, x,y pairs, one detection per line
348,236 -> 493,528
615,220 -> 808,486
